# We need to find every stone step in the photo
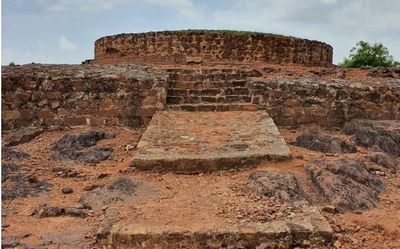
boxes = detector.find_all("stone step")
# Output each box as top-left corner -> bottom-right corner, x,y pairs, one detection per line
164,68 -> 263,81
109,209 -> 333,248
165,71 -> 249,81
165,68 -> 247,74
167,103 -> 260,112
168,79 -> 247,89
166,95 -> 252,104
167,73 -> 247,82
167,87 -> 250,97
131,111 -> 290,174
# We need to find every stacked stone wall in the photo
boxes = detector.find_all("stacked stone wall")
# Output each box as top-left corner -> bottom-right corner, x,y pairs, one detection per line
249,78 -> 400,127
2,65 -> 399,131
1,64 -> 167,130
94,31 -> 333,66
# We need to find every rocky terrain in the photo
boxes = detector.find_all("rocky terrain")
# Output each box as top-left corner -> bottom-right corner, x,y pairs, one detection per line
1,120 -> 400,248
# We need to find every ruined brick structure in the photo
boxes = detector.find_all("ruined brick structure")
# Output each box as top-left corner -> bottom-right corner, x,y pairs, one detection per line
2,64 -> 399,130
2,31 -> 399,131
91,31 -> 333,66
1,64 -> 167,130
3,31 -> 400,249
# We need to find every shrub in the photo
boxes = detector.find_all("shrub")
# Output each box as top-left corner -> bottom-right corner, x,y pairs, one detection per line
8,62 -> 16,66
341,41 -> 400,68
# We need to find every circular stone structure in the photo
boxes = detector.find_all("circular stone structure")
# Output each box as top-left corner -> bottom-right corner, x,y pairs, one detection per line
92,30 -> 333,66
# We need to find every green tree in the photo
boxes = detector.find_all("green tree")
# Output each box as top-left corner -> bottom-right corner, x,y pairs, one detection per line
341,41 -> 400,68
8,61 -> 16,66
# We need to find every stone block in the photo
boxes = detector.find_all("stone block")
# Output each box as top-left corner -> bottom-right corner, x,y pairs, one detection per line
2,110 -> 21,121
38,109 -> 54,119
89,117 -> 106,126
131,111 -> 291,173
46,91 -> 62,100
99,98 -> 114,110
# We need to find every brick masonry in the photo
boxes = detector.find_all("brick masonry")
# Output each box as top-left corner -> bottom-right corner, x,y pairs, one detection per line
248,77 -> 400,128
2,65 -> 399,130
164,68 -> 400,127
92,31 -> 333,66
1,64 -> 167,130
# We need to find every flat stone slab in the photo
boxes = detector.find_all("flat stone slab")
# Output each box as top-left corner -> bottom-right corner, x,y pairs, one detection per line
131,111 -> 291,173
109,206 -> 332,248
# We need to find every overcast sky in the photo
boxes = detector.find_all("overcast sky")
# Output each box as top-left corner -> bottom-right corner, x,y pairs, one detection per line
2,0 -> 400,65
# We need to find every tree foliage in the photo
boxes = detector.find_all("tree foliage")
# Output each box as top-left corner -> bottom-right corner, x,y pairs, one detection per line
341,41 -> 399,68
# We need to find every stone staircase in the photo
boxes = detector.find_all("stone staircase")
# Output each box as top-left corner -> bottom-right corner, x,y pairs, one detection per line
123,68 -> 335,249
165,68 -> 262,111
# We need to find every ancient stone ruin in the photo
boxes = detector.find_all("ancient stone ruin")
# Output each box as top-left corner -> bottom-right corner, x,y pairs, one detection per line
2,31 -> 400,249
88,31 -> 333,66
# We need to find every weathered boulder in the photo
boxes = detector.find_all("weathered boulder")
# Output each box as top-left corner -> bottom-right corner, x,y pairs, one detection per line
35,205 -> 89,218
344,120 -> 400,156
366,152 -> 399,170
2,171 -> 52,200
1,163 -> 18,182
52,131 -> 114,151
51,131 -> 114,164
80,177 -> 140,210
52,147 -> 113,164
294,132 -> 356,153
2,147 -> 30,161
305,159 -> 385,211
2,128 -> 44,147
248,170 -> 304,202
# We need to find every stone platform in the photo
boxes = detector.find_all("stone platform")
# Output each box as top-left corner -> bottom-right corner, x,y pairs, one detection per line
109,206 -> 332,248
131,111 -> 291,173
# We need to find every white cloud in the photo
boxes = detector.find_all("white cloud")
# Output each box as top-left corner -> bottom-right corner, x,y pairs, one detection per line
48,0 -> 124,11
210,0 -> 400,63
59,36 -> 77,51
47,0 -> 199,18
320,0 -> 337,4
